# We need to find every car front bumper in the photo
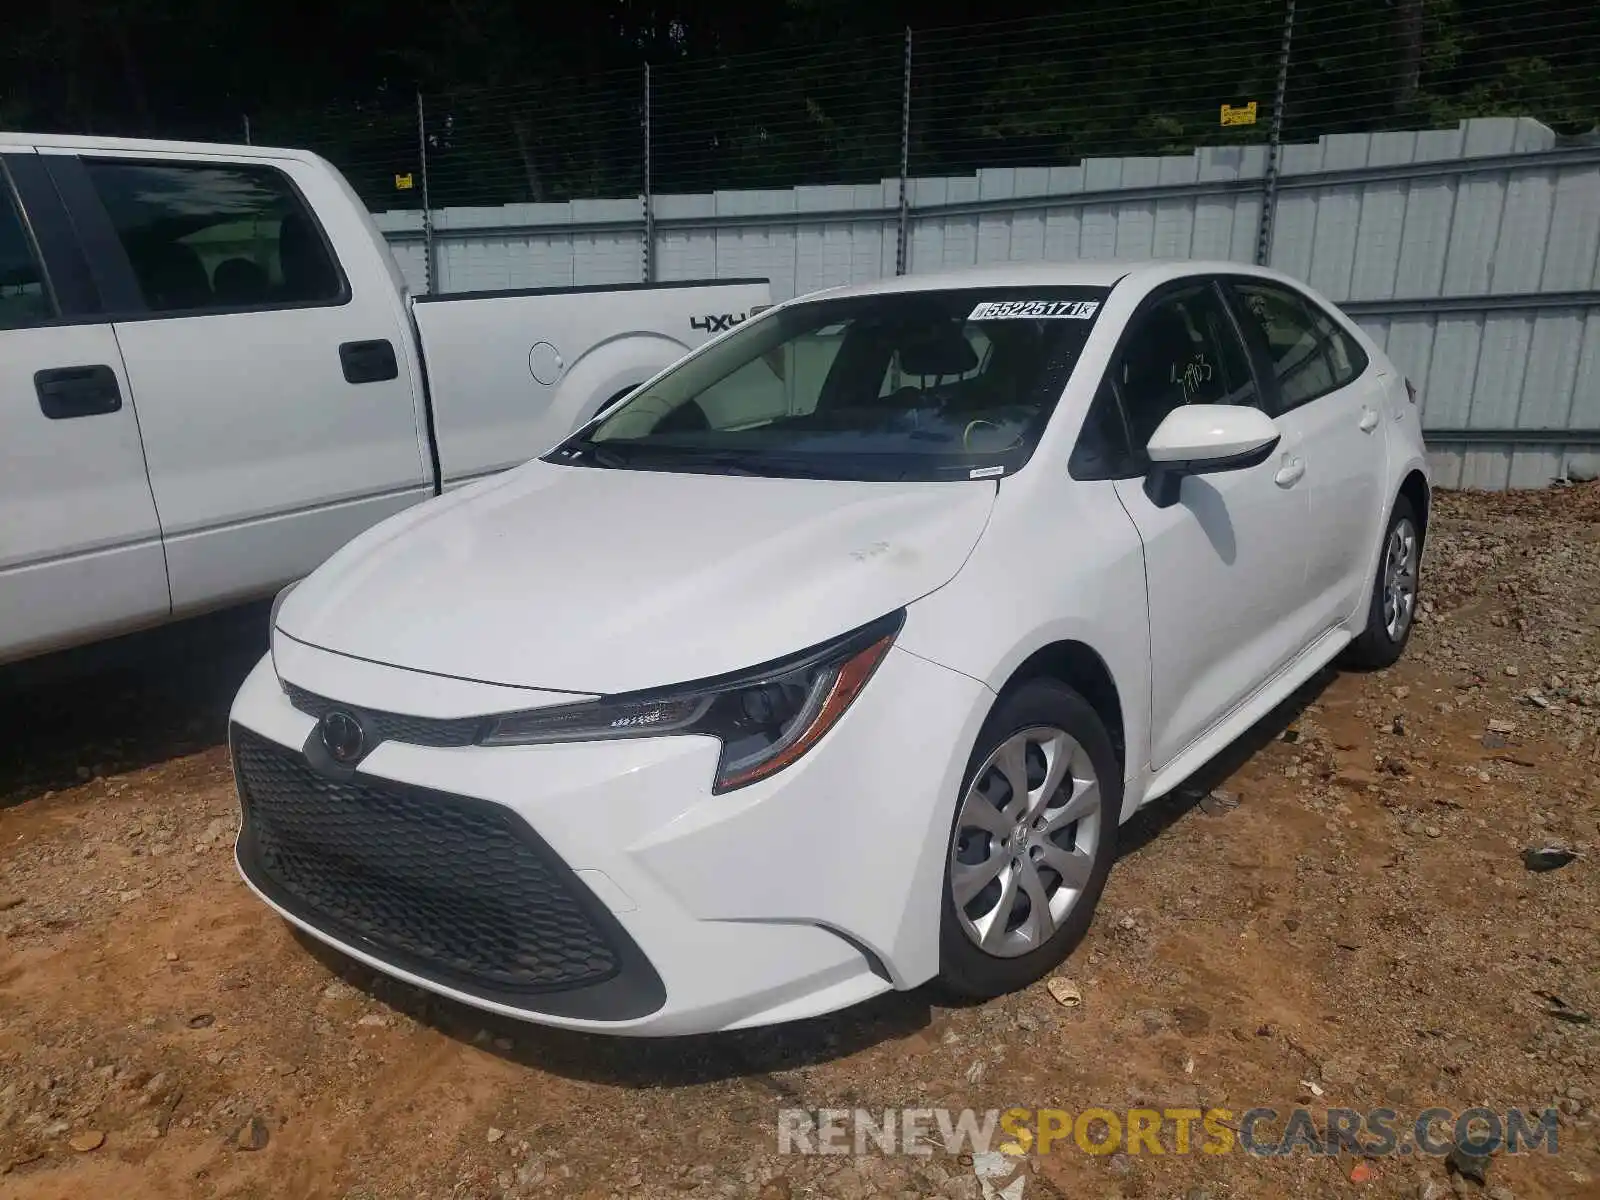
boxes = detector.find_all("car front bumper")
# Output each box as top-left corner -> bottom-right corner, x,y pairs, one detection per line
228,638 -> 992,1036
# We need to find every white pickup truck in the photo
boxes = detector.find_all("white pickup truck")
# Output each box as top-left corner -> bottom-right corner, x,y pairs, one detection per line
0,133 -> 768,665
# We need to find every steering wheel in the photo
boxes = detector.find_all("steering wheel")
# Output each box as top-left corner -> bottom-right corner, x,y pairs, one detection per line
963,418 -> 1021,453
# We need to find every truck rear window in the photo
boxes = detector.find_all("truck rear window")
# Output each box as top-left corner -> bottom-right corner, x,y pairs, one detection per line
85,160 -> 346,315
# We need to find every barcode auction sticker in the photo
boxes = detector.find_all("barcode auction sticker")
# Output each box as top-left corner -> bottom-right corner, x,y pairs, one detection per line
969,299 -> 1100,321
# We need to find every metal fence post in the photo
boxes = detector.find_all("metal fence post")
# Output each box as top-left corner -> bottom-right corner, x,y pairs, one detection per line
1255,0 -> 1296,266
242,114 -> 252,145
417,91 -> 436,295
895,27 -> 913,276
643,63 -> 655,284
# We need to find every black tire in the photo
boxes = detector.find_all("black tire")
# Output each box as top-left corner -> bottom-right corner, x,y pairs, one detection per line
938,678 -> 1121,1000
1343,494 -> 1422,670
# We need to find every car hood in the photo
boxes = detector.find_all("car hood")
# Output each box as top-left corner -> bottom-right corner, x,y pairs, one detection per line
276,461 -> 997,695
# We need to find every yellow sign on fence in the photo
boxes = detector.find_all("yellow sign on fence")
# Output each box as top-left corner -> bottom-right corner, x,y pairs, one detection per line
394,173 -> 415,190
1220,101 -> 1258,127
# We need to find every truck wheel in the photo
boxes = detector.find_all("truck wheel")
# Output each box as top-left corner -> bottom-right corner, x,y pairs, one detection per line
938,679 -> 1120,999
1343,494 -> 1422,670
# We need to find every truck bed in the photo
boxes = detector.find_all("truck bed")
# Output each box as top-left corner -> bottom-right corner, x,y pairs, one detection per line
413,278 -> 771,488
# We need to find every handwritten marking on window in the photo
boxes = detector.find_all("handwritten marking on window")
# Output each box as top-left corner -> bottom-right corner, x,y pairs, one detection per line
1171,352 -> 1213,399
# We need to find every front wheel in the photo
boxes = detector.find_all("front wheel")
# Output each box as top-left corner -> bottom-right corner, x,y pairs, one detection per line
938,679 -> 1121,999
1343,494 -> 1422,670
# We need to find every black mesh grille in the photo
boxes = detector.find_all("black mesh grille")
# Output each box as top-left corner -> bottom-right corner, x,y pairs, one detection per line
284,683 -> 484,748
234,728 -> 619,993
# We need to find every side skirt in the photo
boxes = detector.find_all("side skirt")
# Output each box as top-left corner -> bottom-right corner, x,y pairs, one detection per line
1128,625 -> 1352,817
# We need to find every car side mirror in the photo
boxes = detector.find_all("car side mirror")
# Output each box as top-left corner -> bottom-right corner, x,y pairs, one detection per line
1142,404 -> 1282,508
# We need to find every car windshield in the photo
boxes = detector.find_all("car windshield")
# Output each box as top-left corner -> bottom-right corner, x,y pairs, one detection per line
548,286 -> 1111,482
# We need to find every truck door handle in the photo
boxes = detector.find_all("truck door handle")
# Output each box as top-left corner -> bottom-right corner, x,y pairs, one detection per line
35,365 -> 122,419
1275,456 -> 1306,488
339,339 -> 399,385
1358,407 -> 1380,433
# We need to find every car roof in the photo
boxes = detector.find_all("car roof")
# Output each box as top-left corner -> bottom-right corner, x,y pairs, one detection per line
0,130 -> 313,164
800,259 -> 1303,302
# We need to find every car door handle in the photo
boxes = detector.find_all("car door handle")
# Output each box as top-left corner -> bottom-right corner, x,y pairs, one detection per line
1275,456 -> 1306,488
35,365 -> 123,419
339,339 -> 399,385
1358,407 -> 1380,433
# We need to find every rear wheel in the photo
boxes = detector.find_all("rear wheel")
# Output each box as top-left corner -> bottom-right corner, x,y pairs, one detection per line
1343,494 -> 1422,670
938,679 -> 1120,999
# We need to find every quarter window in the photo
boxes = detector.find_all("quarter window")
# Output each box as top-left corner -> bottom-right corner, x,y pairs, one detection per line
0,177 -> 53,329
1228,281 -> 1368,413
85,160 -> 345,314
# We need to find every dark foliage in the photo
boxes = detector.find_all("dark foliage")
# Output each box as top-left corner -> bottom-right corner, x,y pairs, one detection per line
3,1 -> 1595,207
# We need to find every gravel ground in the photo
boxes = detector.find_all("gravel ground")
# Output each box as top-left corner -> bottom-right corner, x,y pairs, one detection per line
0,485 -> 1596,1200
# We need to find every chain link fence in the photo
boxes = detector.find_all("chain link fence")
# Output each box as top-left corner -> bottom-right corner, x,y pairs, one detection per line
9,1 -> 1596,482
223,2 -> 1595,217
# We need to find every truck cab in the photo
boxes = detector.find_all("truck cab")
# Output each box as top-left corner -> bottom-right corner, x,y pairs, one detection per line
0,133 -> 768,665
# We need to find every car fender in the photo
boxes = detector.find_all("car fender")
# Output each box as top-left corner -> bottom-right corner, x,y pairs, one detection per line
970,619 -> 1147,810
897,478 -> 1154,817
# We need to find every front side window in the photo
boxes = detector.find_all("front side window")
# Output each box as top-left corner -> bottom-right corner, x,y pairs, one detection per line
85,160 -> 345,314
554,288 -> 1110,482
0,177 -> 53,329
1111,282 -> 1260,455
1228,280 -> 1368,413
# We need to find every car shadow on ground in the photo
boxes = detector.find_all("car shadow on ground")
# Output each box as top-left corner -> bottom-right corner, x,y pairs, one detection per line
294,663 -> 1341,1090
1115,663 -> 1338,857
0,602 -> 269,810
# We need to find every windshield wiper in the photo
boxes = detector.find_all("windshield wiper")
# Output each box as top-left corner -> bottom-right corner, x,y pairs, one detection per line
650,450 -> 843,479
554,442 -> 921,481
551,441 -> 630,469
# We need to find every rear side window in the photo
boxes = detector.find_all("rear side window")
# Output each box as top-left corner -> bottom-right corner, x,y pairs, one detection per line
84,160 -> 345,314
0,177 -> 54,329
1228,280 -> 1368,414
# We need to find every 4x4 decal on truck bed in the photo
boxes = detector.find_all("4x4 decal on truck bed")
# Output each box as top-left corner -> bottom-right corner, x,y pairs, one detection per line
692,312 -> 747,333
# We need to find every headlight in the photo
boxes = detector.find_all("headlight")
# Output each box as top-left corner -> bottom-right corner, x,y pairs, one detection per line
480,610 -> 904,792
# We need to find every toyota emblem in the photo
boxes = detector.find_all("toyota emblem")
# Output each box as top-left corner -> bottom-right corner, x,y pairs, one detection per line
319,710 -> 366,764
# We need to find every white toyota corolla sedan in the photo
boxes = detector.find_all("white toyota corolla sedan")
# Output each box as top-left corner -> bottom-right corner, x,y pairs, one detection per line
231,260 -> 1429,1035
